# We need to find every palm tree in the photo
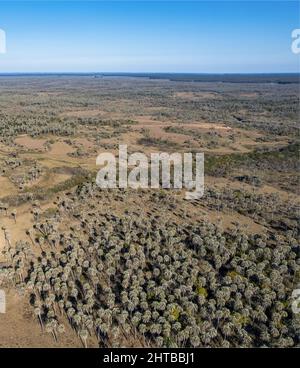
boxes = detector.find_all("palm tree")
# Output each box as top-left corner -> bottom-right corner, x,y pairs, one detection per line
34,306 -> 44,330
11,209 -> 17,224
79,328 -> 89,348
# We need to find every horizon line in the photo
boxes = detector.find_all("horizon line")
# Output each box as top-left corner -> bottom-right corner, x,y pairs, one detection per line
0,72 -> 299,75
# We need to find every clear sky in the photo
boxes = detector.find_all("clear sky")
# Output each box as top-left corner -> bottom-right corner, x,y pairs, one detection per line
0,1 -> 299,73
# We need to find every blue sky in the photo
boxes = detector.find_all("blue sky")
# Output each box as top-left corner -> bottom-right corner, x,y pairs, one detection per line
0,1 -> 299,73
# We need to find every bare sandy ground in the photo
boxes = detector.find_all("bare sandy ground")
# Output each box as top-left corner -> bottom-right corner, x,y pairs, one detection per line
0,289 -> 85,348
0,177 -> 18,198
174,91 -> 221,100
60,109 -> 104,118
15,136 -> 47,150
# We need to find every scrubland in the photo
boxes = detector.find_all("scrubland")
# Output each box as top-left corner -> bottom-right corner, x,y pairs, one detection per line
0,75 -> 299,347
